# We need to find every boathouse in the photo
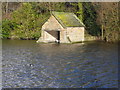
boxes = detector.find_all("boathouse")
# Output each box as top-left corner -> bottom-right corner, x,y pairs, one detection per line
37,11 -> 85,43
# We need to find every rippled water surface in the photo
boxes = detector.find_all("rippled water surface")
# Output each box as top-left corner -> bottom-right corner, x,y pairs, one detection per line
2,40 -> 118,88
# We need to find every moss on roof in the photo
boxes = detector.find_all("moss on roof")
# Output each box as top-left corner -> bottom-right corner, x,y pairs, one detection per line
52,11 -> 85,27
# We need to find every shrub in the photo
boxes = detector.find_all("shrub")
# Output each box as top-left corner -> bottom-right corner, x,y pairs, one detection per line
2,19 -> 17,39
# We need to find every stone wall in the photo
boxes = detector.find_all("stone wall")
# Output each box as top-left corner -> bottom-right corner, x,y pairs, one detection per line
42,15 -> 63,31
66,27 -> 84,42
60,29 -> 69,43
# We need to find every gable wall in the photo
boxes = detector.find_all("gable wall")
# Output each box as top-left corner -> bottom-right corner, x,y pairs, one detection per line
40,15 -> 64,42
42,15 -> 63,31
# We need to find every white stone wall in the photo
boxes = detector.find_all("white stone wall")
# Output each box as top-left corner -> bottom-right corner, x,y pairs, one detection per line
60,29 -> 69,43
42,15 -> 63,31
66,27 -> 84,42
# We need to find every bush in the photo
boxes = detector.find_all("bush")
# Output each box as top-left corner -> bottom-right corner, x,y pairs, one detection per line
2,19 -> 17,39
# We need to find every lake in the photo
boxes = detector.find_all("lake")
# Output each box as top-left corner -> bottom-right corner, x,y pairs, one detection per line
2,40 -> 118,88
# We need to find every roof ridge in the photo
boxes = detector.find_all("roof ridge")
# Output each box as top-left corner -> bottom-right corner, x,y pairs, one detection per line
73,14 -> 85,27
52,11 -> 74,14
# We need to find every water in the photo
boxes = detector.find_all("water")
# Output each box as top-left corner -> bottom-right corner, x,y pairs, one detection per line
2,40 -> 118,88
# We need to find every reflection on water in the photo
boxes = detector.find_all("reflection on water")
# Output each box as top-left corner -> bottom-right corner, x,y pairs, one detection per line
2,40 -> 118,88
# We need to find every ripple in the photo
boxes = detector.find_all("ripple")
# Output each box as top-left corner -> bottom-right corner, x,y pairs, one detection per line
2,40 -> 118,88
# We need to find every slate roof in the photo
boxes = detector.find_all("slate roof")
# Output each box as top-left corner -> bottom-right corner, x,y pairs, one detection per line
52,11 -> 85,28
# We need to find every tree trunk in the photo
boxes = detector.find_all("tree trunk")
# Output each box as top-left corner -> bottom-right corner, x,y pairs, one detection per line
5,2 -> 8,17
101,25 -> 104,40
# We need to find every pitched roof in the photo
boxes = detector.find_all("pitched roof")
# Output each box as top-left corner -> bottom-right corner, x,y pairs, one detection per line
52,11 -> 85,28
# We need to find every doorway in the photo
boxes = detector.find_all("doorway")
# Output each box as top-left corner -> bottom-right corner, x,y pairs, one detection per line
45,30 -> 60,43
57,31 -> 60,43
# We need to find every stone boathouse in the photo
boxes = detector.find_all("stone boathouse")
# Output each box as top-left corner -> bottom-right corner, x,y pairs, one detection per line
37,11 -> 85,43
